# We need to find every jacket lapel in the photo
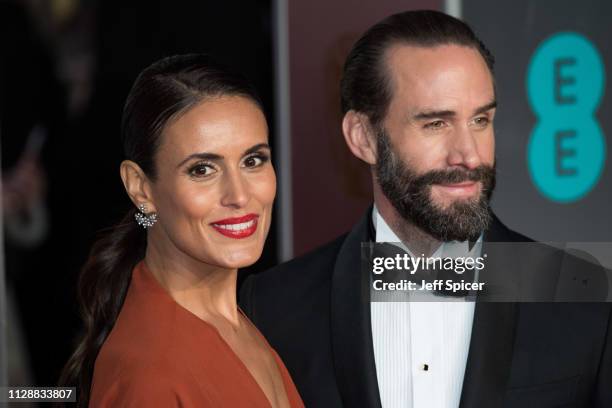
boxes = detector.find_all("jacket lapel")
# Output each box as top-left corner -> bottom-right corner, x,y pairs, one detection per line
459,301 -> 517,407
331,209 -> 382,408
459,214 -> 519,407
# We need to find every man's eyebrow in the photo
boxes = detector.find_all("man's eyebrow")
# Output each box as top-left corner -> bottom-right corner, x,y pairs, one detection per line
412,109 -> 456,121
411,100 -> 497,121
474,100 -> 497,115
176,143 -> 271,168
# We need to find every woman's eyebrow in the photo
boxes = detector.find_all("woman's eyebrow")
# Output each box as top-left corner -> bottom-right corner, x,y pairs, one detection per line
176,152 -> 223,168
243,143 -> 271,156
176,143 -> 271,168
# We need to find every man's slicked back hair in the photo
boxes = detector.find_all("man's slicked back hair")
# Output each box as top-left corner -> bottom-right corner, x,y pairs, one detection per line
340,10 -> 494,128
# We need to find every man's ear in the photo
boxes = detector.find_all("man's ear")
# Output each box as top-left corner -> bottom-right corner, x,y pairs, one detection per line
120,160 -> 157,212
342,110 -> 378,165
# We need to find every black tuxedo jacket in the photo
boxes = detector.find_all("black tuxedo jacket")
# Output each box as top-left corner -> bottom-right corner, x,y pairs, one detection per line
240,210 -> 612,407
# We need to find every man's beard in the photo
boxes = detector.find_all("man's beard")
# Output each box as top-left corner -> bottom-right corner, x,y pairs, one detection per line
375,128 -> 496,242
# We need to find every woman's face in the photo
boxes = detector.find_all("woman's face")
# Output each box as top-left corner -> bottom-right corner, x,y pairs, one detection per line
148,96 -> 276,270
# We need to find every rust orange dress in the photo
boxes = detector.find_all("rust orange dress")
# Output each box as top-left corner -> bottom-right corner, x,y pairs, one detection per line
89,261 -> 304,407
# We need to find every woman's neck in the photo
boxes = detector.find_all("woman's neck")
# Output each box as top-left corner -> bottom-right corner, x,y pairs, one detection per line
143,236 -> 241,328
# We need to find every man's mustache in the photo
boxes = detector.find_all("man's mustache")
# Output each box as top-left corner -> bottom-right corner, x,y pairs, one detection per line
412,165 -> 495,188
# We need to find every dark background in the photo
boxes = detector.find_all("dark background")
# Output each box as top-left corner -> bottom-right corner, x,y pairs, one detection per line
464,0 -> 612,242
1,0 -> 274,387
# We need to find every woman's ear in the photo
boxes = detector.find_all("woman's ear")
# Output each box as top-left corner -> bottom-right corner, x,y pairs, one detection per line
120,160 -> 157,212
342,110 -> 378,165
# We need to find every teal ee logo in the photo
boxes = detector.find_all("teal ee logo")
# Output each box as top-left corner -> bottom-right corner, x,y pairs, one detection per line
526,32 -> 606,203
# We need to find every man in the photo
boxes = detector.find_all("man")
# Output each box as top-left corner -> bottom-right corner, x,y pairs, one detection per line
240,10 -> 612,407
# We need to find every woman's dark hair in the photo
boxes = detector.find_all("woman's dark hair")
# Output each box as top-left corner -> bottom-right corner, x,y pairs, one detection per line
340,10 -> 495,128
59,54 -> 262,406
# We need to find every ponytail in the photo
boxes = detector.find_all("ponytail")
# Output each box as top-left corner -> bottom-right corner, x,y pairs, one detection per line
59,208 -> 145,407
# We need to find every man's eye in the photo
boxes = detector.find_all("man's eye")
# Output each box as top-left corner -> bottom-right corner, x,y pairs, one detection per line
189,163 -> 216,177
474,117 -> 490,127
425,120 -> 446,130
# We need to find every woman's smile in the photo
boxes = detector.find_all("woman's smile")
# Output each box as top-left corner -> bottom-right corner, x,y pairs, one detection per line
210,213 -> 259,239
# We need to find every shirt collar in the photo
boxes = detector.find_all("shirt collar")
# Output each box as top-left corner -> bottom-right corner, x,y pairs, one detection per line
372,204 -> 483,258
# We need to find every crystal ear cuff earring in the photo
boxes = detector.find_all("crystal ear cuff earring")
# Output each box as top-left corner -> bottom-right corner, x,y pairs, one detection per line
135,204 -> 158,229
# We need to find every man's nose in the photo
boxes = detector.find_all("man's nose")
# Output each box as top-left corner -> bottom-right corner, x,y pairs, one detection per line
446,126 -> 482,169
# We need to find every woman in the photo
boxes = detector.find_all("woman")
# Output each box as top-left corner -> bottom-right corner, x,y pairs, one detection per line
61,54 -> 303,407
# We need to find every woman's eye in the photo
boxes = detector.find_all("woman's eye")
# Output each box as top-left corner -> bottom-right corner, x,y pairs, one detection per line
189,163 -> 216,177
243,154 -> 268,168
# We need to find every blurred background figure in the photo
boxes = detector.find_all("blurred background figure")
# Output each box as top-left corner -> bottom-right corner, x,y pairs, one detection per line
1,0 -> 64,392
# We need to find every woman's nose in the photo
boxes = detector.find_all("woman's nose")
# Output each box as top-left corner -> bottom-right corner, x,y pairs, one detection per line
220,170 -> 250,208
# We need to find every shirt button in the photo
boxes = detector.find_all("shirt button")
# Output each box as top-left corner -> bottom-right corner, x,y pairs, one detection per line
421,364 -> 429,371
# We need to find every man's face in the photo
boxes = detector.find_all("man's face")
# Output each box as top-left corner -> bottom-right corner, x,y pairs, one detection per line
375,44 -> 496,242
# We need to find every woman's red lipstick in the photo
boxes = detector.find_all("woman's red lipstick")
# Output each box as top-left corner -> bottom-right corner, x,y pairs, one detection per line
210,214 -> 258,239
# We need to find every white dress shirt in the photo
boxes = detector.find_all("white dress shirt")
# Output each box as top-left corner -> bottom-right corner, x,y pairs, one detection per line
370,206 -> 480,408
